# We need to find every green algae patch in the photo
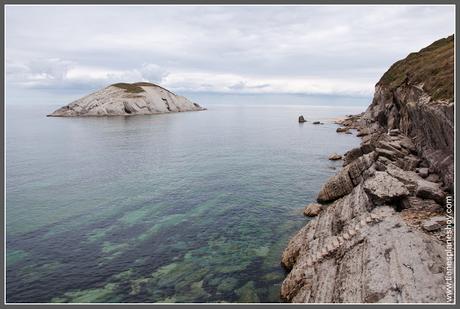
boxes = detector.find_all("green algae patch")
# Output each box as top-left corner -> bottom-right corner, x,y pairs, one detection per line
216,277 -> 239,292
236,281 -> 260,303
7,250 -> 28,266
52,283 -> 121,303
118,208 -> 150,225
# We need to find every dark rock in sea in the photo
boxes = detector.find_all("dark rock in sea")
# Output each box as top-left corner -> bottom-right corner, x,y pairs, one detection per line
312,121 -> 322,125
298,115 -> 307,123
336,127 -> 349,133
328,153 -> 342,161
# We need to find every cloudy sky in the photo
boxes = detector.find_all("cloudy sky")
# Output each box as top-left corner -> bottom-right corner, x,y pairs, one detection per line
5,5 -> 455,105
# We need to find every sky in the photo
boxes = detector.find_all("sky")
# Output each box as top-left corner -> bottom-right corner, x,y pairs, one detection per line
5,5 -> 456,105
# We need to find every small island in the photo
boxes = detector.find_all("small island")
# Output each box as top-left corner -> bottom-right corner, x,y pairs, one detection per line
47,82 -> 205,117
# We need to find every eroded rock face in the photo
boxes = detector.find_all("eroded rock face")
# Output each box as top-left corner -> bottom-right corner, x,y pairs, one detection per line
363,171 -> 409,205
317,152 -> 376,203
282,36 -> 452,304
47,82 -> 205,117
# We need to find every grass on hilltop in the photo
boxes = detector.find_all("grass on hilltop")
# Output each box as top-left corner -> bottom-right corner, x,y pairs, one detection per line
378,35 -> 454,102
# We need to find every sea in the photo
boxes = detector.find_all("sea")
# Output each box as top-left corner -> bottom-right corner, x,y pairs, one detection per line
6,93 -> 368,303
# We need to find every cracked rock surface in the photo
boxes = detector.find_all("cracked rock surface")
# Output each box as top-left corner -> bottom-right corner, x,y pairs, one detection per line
281,37 -> 453,303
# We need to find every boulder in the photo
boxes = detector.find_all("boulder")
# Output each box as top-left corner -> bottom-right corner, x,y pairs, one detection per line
342,147 -> 363,166
303,203 -> 323,217
312,121 -> 322,125
298,115 -> 307,123
417,168 -> 429,178
336,127 -> 349,133
388,128 -> 400,136
363,171 -> 409,205
328,153 -> 342,161
415,180 -> 446,205
317,152 -> 376,203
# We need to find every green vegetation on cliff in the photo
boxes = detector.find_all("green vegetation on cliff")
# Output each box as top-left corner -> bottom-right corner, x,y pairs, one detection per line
111,83 -> 146,93
378,35 -> 454,102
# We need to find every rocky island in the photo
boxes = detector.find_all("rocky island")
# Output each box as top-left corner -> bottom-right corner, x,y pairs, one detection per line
47,82 -> 205,117
281,35 -> 454,303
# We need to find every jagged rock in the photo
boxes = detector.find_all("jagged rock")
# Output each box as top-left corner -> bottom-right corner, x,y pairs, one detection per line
356,128 -> 369,137
328,153 -> 342,161
426,174 -> 441,183
415,180 -> 446,205
395,154 -> 420,171
303,203 -> 323,217
421,216 -> 446,232
47,82 -> 205,117
363,171 -> 409,205
317,153 -> 376,203
299,115 -> 307,123
281,196 -> 446,302
336,127 -> 349,133
343,147 -> 363,166
375,148 -> 401,161
417,168 -> 429,178
282,36 -> 453,304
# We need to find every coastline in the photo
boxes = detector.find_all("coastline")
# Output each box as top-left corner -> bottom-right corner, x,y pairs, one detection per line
280,112 -> 451,303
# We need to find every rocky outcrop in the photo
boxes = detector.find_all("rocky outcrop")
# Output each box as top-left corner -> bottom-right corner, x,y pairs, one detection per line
328,153 -> 342,161
299,115 -> 307,123
281,36 -> 453,303
361,35 -> 454,191
303,203 -> 323,217
47,82 -> 205,117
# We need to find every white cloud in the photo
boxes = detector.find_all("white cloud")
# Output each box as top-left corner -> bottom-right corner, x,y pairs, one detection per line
5,5 -> 455,101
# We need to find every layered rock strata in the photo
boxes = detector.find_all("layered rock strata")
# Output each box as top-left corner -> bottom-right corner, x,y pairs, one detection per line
281,36 -> 454,303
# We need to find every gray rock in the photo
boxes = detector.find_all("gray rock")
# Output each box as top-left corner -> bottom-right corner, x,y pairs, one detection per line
417,167 -> 429,178
303,203 -> 322,217
415,180 -> 446,205
363,171 -> 409,205
328,153 -> 342,161
317,152 -> 376,203
48,82 -> 205,117
336,127 -> 349,133
422,216 -> 446,232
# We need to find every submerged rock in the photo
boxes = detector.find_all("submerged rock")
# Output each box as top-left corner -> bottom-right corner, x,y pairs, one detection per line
47,82 -> 205,117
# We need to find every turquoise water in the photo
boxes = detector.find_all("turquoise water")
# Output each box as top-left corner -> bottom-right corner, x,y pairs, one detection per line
6,98 -> 364,303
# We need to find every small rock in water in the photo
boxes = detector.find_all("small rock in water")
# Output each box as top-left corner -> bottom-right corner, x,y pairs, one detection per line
303,203 -> 322,217
336,127 -> 349,133
312,121 -> 322,125
328,153 -> 342,161
298,115 -> 307,123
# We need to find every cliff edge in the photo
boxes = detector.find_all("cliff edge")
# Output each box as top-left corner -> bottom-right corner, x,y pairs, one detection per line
47,82 -> 205,117
280,35 -> 454,303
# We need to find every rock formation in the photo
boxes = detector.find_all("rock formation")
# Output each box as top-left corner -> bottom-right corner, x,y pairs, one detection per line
299,115 -> 307,123
47,82 -> 205,117
281,35 -> 454,303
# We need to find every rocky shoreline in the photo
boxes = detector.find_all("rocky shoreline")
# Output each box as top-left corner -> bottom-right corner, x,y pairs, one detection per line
280,35 -> 454,303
